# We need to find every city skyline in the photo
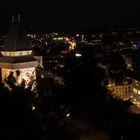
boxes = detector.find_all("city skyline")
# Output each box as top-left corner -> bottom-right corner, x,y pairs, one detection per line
0,2 -> 140,139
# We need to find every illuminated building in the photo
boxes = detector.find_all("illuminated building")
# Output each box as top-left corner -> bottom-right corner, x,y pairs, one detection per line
107,79 -> 132,100
0,15 -> 38,90
69,41 -> 76,51
132,79 -> 140,95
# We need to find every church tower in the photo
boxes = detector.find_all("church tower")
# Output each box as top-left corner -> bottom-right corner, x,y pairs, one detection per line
0,15 -> 38,90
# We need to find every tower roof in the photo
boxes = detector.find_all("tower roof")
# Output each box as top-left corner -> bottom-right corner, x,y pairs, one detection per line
3,15 -> 32,51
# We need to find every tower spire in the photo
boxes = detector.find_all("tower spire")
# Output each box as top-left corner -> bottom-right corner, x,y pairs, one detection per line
3,15 -> 32,51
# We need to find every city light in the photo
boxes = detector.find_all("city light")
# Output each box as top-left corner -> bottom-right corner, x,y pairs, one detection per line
69,41 -> 76,50
32,105 -> 36,111
108,84 -> 111,87
75,53 -> 82,57
66,113 -> 70,118
76,34 -> 79,37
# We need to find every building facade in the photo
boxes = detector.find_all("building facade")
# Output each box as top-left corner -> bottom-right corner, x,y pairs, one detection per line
107,79 -> 132,100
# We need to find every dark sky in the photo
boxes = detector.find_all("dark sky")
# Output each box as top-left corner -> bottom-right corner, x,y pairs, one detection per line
0,0 -> 140,32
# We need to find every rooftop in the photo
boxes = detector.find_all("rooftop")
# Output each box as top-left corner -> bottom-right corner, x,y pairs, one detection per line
2,15 -> 32,51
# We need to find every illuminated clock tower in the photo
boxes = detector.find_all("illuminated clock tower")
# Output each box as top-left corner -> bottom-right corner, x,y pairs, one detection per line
0,15 -> 38,90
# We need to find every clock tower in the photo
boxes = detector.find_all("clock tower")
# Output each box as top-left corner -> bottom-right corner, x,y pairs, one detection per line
0,15 -> 38,91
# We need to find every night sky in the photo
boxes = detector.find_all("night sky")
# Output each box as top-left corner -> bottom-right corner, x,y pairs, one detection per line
0,0 -> 140,32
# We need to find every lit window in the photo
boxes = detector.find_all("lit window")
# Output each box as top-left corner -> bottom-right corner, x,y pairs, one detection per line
133,88 -> 137,93
138,90 -> 140,95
